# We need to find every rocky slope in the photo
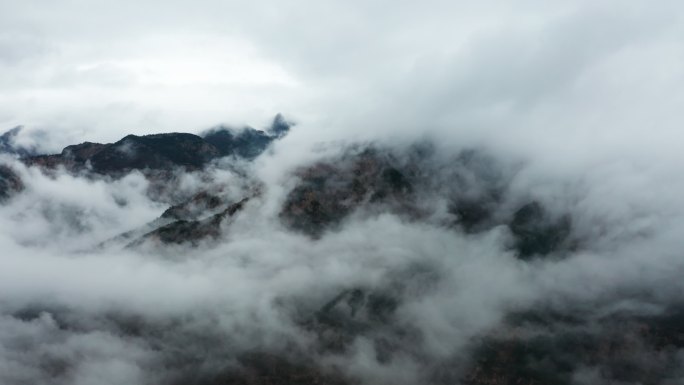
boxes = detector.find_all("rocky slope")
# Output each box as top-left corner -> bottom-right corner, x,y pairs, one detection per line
1,121 -> 682,385
0,164 -> 23,202
0,126 -> 36,157
21,117 -> 290,177
280,145 -> 574,259
0,115 -> 290,204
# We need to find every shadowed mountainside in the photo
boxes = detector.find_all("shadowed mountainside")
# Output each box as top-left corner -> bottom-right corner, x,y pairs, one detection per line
0,165 -> 23,201
0,126 -> 37,157
13,115 -> 292,177
3,125 -> 683,385
279,144 -> 575,260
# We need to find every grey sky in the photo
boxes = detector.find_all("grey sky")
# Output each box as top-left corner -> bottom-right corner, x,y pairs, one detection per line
1,0 -> 683,156
2,3 -> 684,383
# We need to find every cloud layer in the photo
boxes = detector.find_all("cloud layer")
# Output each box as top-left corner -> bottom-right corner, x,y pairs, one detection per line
2,1 -> 684,384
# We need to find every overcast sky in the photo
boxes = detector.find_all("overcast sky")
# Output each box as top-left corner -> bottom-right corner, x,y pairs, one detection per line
1,0 -> 683,157
3,3 -> 684,383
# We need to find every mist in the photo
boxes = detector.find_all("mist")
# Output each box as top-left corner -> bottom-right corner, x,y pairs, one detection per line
2,1 -> 684,384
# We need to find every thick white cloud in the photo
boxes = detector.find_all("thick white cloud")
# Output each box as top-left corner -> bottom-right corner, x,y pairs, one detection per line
2,1 -> 684,384
1,0 -> 683,155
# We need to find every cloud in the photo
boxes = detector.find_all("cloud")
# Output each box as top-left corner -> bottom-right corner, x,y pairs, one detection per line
1,128 -> 682,383
2,1 -> 684,384
0,0 -> 682,150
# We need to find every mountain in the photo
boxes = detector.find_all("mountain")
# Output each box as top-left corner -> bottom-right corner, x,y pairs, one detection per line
4,123 -> 684,385
202,127 -> 274,160
268,113 -> 292,138
0,126 -> 36,157
0,165 -> 23,201
279,144 -> 573,259
89,133 -> 221,173
200,114 -> 292,159
130,197 -> 249,247
21,114 -> 291,177
460,306 -> 684,385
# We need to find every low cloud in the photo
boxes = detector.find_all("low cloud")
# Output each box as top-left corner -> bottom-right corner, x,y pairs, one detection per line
1,1 -> 684,384
2,125 -> 684,383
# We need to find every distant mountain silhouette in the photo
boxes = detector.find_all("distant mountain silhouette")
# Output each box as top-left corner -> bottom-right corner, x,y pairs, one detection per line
21,114 -> 292,176
0,126 -> 37,157
0,165 -> 22,201
7,118 -> 684,385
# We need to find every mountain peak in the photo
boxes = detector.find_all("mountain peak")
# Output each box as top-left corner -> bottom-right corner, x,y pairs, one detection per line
0,126 -> 34,157
268,113 -> 292,138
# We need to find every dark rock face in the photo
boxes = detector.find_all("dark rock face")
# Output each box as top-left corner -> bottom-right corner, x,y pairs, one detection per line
172,352 -> 353,385
10,133 -> 666,385
509,202 -> 572,259
89,133 -> 221,173
22,153 -> 66,170
131,198 -> 249,246
268,113 -> 292,138
279,144 -> 513,238
10,306 -> 354,385
298,266 -> 440,365
304,287 -> 415,363
462,307 -> 684,385
61,142 -> 108,163
161,191 -> 225,221
280,147 -> 418,237
24,142 -> 109,173
449,199 -> 494,233
0,165 -> 23,202
21,114 -> 291,177
442,150 -> 509,232
201,114 -> 291,160
0,126 -> 35,157
141,219 -> 223,246
23,133 -> 220,175
280,145 -> 575,261
202,127 -> 274,160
